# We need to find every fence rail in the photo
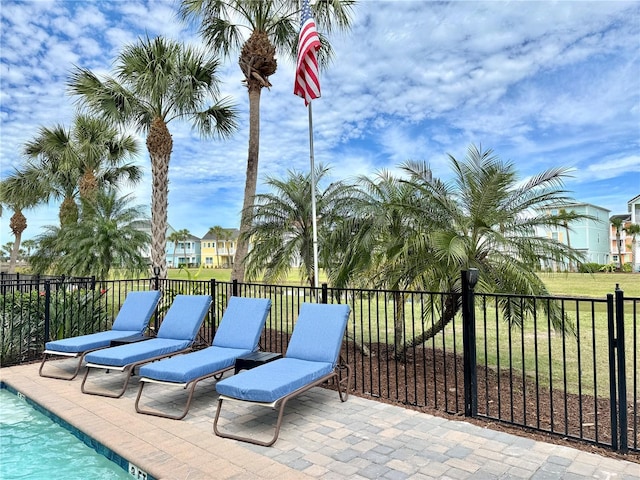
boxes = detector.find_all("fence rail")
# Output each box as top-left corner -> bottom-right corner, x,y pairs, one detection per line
0,273 -> 637,455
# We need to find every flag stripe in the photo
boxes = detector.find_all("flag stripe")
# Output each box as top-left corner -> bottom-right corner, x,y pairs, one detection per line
294,0 -> 321,105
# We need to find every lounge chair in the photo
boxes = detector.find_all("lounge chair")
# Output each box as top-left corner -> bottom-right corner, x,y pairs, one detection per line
213,302 -> 351,446
39,290 -> 161,380
134,296 -> 272,420
80,294 -> 211,398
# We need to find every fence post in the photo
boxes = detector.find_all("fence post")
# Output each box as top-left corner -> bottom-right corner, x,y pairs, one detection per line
606,293 -> 619,450
462,269 -> 479,417
321,283 -> 328,304
43,280 -> 51,345
615,285 -> 628,453
232,279 -> 238,297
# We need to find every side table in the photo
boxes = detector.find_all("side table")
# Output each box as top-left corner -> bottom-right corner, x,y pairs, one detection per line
234,351 -> 282,374
110,334 -> 152,347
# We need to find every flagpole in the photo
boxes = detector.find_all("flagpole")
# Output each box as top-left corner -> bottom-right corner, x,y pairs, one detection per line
308,101 -> 319,289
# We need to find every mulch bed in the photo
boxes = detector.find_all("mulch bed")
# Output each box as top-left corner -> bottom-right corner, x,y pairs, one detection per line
259,329 -> 639,464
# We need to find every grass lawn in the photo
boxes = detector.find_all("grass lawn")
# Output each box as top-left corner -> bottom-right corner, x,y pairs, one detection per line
169,267 -> 640,297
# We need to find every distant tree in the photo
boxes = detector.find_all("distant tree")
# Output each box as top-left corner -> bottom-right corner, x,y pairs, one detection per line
208,225 -> 226,267
610,217 -> 624,269
21,239 -> 37,261
167,231 -> 182,269
624,223 -> 640,273
176,229 -> 191,267
0,173 -> 41,272
69,36 -> 238,278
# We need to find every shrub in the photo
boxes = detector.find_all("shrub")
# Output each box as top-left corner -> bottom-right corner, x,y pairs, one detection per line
1,288 -> 109,366
578,263 -> 603,273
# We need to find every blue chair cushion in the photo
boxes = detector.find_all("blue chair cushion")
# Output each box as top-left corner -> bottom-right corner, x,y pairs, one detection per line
139,346 -> 251,383
212,297 -> 271,350
285,303 -> 350,365
45,330 -> 141,353
84,338 -> 191,367
215,358 -> 334,403
111,291 -> 161,332
157,295 -> 211,341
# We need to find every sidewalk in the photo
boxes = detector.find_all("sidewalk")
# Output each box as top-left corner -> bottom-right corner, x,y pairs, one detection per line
1,362 -> 638,479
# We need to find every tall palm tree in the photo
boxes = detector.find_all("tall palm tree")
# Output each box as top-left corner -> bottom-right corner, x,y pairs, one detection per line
623,223 -> 640,273
180,0 -> 356,282
21,114 -> 141,226
30,189 -> 150,280
610,217 -> 624,269
242,164 -> 355,287
68,35 -> 238,278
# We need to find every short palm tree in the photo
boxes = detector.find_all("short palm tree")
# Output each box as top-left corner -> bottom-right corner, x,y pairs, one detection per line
242,164 -> 355,287
180,0 -> 356,282
339,145 -> 585,356
30,189 -> 150,280
68,35 -> 238,278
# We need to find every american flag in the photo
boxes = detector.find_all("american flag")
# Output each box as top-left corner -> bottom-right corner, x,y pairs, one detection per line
294,0 -> 321,105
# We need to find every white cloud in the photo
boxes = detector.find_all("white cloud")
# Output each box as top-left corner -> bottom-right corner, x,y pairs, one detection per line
1,0 -> 639,239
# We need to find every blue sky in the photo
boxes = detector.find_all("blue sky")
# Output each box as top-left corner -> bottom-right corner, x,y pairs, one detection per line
1,0 -> 639,243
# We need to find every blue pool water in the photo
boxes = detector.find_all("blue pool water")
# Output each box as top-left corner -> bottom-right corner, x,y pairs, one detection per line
0,387 -> 135,479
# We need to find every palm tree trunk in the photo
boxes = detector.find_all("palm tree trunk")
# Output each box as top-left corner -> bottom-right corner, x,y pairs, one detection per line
232,87 -> 262,282
8,210 -> 26,274
402,294 -> 460,356
148,117 -> 173,278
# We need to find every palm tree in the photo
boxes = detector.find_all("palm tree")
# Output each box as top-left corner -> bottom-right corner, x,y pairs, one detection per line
623,223 -> 640,273
167,230 -> 182,269
176,229 -> 192,267
242,164 -> 355,287
30,189 -> 150,280
21,114 -> 141,226
327,164 -> 430,356
0,171 -> 43,272
208,225 -> 226,267
180,0 -> 356,282
339,145 -> 585,356
68,35 -> 238,278
610,217 -> 624,269
21,239 -> 37,259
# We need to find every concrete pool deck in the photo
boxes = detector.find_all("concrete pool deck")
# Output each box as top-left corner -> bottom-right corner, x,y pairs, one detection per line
1,362 -> 638,480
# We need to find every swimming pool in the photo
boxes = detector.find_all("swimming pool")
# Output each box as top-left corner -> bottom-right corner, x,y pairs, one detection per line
0,386 -> 149,479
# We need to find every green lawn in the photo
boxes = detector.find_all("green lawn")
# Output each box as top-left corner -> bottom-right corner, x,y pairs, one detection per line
169,267 -> 640,297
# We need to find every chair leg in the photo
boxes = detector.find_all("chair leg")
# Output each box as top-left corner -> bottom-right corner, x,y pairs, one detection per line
39,352 -> 84,381
81,365 -> 134,398
213,397 -> 286,447
135,381 -> 197,421
337,364 -> 351,402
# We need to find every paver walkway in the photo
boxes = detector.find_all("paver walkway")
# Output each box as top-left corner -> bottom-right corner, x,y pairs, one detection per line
1,362 -> 638,479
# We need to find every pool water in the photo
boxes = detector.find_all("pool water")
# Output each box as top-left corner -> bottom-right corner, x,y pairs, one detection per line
0,388 -> 133,479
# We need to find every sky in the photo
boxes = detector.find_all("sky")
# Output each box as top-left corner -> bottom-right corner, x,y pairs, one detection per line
1,0 -> 639,244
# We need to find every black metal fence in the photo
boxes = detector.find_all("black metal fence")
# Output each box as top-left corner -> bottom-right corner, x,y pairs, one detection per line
0,273 -> 637,455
